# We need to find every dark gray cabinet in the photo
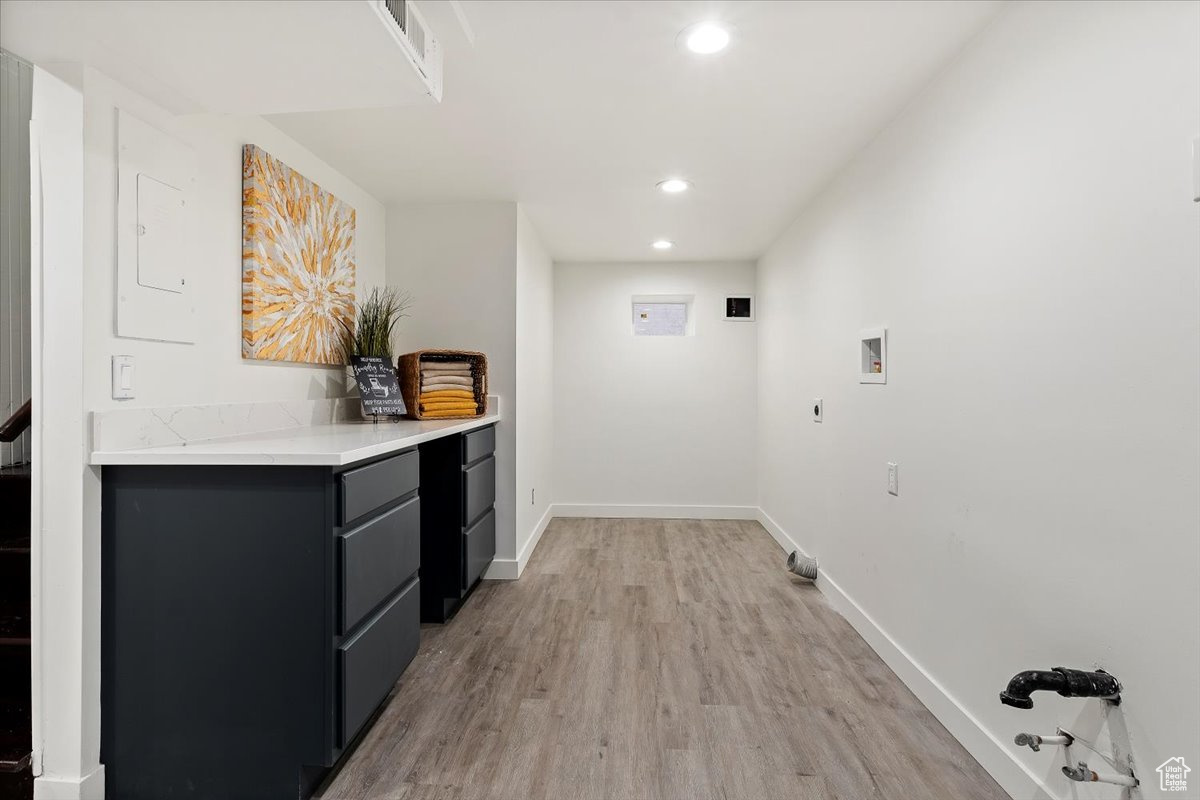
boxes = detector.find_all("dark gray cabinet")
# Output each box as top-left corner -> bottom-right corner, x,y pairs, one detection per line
100,444 -> 440,799
418,424 -> 497,622
339,448 -> 419,524
338,496 -> 420,633
463,508 -> 496,590
337,577 -> 420,748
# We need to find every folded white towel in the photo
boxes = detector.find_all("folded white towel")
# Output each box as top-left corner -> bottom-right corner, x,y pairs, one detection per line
422,375 -> 473,387
422,372 -> 472,381
421,361 -> 471,371
422,382 -> 476,393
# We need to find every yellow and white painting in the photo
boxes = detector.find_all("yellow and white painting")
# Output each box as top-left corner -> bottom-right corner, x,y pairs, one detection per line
241,144 -> 355,364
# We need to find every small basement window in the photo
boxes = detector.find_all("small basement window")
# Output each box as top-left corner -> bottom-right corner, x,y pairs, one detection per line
632,295 -> 694,336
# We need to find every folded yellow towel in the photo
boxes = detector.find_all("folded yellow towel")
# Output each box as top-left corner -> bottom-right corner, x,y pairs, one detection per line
421,402 -> 478,412
421,408 -> 479,418
419,389 -> 475,401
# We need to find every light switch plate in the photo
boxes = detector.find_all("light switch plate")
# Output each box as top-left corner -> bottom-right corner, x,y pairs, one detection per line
111,355 -> 135,400
1193,138 -> 1200,202
813,398 -> 823,422
887,462 -> 898,496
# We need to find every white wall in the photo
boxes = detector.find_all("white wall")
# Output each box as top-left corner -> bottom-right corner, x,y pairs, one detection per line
28,64 -> 99,800
385,202 -> 519,569
27,63 -> 389,798
756,3 -> 1200,799
81,68 -> 387,412
515,208 -> 554,568
554,261 -> 757,513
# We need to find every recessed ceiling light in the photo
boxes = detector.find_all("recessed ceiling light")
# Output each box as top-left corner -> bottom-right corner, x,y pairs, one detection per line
652,240 -> 674,250
657,178 -> 691,194
679,22 -> 731,55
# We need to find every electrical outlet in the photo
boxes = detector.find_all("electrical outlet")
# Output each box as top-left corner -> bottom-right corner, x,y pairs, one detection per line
813,398 -> 823,422
887,462 -> 898,496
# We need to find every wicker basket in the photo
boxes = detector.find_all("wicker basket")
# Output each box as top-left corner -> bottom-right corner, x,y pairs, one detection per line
397,350 -> 488,420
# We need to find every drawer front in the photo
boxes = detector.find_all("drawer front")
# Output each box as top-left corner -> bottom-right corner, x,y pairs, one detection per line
339,496 -> 420,634
340,449 -> 419,524
462,455 -> 495,526
463,508 -> 496,590
462,425 -> 495,465
338,577 -> 420,748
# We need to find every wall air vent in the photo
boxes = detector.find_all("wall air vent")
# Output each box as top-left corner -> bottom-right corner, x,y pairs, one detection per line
370,0 -> 443,101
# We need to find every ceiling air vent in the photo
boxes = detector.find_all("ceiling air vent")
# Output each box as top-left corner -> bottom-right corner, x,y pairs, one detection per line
370,0 -> 443,102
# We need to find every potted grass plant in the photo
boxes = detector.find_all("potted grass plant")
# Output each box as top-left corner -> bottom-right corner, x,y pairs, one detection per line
344,288 -> 412,419
346,287 -> 411,360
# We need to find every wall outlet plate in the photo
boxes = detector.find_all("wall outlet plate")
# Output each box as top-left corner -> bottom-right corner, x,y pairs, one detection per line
887,462 -> 898,496
1193,138 -> 1200,202
111,355 -> 135,400
813,398 -> 823,422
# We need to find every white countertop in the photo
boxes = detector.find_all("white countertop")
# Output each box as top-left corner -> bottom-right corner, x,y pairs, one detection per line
90,410 -> 500,466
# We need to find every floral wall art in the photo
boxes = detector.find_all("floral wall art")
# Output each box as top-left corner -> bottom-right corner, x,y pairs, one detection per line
241,144 -> 356,364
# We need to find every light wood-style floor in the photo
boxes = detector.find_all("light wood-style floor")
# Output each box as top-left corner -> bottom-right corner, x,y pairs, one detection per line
317,518 -> 1009,800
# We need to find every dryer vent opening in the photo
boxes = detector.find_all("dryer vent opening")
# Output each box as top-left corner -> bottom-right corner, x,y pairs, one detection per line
786,551 -> 818,581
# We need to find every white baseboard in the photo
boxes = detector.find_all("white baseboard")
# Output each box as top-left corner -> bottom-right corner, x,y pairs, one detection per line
34,766 -> 105,800
484,505 -> 555,581
484,504 -> 759,580
482,558 -> 518,580
756,509 -> 1053,800
551,504 -> 759,520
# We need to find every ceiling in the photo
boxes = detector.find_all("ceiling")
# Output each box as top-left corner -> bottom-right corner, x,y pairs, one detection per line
2,0 -> 1003,262
268,0 -> 1002,262
0,1 -> 440,114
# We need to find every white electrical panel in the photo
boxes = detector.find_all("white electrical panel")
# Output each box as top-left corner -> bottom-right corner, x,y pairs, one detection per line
136,174 -> 186,293
116,110 -> 197,343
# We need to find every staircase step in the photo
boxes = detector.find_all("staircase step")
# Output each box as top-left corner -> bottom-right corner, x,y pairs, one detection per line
0,694 -> 31,768
0,767 -> 32,799
0,467 -> 31,544
0,605 -> 29,646
0,466 -> 32,800
0,539 -> 29,555
0,556 -> 29,608
0,750 -> 30,774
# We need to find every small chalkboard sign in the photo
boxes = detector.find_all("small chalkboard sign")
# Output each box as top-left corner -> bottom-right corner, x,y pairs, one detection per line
350,356 -> 406,418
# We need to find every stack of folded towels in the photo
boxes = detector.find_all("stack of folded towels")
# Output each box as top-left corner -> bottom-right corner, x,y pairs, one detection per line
418,361 -> 478,418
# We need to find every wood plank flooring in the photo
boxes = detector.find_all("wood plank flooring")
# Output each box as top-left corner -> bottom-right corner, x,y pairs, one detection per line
316,518 -> 1009,800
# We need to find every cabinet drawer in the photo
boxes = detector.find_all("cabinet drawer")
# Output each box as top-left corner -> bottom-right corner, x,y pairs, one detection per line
463,455 -> 495,526
462,425 -> 495,465
339,496 -> 420,634
338,577 -> 420,748
463,508 -> 496,590
340,449 -> 419,524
